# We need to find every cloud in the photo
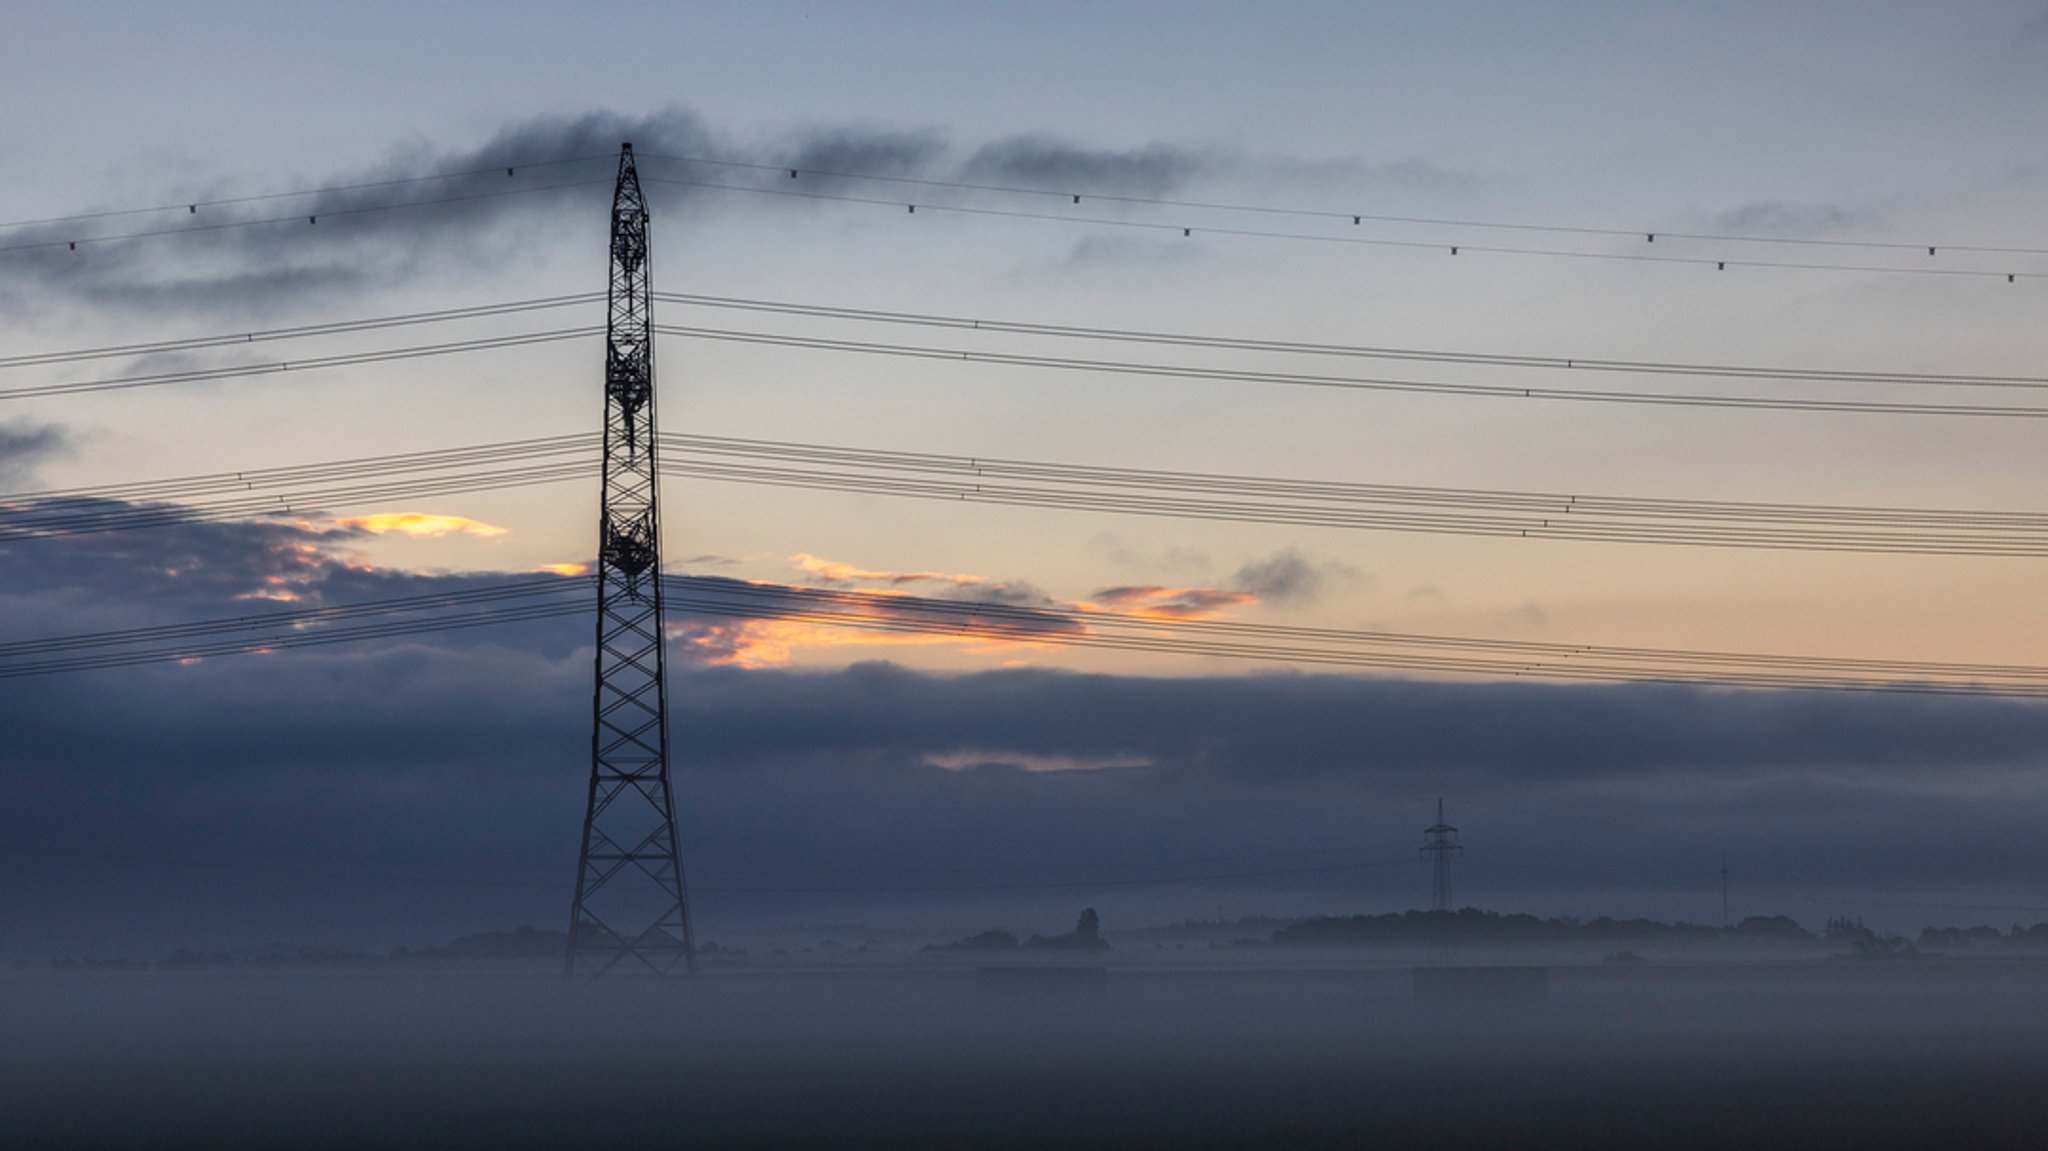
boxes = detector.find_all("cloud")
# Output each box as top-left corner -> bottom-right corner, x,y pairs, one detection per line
789,553 -> 1064,609
1056,233 -> 1205,271
960,136 -> 1211,198
1089,535 -> 1212,577
2018,13 -> 2048,54
670,563 -> 1086,668
923,749 -> 1153,774
1711,199 -> 1864,236
1229,547 -> 1365,609
792,552 -> 988,588
784,127 -> 947,180
671,566 -> 1266,668
9,512 -> 2048,950
0,420 -> 69,487
336,512 -> 508,538
5,108 -> 727,315
1265,154 -> 1484,196
676,616 -> 993,670
1086,585 -> 1255,619
0,510 -> 582,663
2,108 -> 1450,317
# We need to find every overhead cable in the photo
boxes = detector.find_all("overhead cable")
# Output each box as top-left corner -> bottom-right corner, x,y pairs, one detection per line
13,430 -> 2048,556
6,571 -> 2047,695
0,327 -> 601,401
0,294 -> 603,370
0,153 -> 617,233
659,576 -> 2048,696
0,177 -> 615,256
654,324 -> 2048,419
654,292 -> 2048,391
640,174 -> 2044,283
13,290 -> 2043,413
637,150 -> 2048,259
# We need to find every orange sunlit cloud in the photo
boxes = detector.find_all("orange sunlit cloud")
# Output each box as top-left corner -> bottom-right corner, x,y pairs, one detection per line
536,562 -> 590,576
337,513 -> 508,539
792,553 -> 987,588
669,557 -> 1260,668
680,618 -> 974,669
1079,585 -> 1258,620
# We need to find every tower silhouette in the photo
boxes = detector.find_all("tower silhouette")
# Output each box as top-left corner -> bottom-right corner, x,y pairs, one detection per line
1421,797 -> 1461,912
565,144 -> 694,976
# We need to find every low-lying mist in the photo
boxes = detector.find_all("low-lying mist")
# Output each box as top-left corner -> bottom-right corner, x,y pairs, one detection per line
9,952 -> 2048,1149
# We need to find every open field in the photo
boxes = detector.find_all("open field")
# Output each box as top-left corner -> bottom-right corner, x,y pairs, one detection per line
7,960 -> 2048,1149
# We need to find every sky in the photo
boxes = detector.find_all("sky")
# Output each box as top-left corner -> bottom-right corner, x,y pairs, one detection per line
3,1 -> 2048,956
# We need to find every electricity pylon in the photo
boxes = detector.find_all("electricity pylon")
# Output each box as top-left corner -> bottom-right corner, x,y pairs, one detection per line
1421,797 -> 1461,912
565,144 -> 694,976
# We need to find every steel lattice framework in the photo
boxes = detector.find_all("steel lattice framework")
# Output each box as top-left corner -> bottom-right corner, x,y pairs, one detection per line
1421,798 -> 1461,913
566,144 -> 695,976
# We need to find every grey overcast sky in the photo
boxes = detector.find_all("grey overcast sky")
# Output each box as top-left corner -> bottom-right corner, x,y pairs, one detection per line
4,1 -> 2048,956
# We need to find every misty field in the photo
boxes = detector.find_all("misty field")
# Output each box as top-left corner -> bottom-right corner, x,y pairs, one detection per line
7,960 -> 2048,1148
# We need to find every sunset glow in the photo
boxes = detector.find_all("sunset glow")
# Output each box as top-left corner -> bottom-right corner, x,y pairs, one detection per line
337,513 -> 509,539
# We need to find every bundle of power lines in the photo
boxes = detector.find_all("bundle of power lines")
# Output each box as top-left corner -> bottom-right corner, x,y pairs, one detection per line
7,573 -> 2048,697
5,148 -> 2048,697
12,429 -> 2048,556
4,148 -> 2045,277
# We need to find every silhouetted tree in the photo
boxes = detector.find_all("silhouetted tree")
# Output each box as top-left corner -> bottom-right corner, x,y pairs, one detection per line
1076,908 -> 1101,944
1825,916 -> 1877,944
921,930 -> 1021,954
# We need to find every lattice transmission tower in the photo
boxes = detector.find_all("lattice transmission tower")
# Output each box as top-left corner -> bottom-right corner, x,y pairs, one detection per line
1421,797 -> 1461,912
565,144 -> 695,976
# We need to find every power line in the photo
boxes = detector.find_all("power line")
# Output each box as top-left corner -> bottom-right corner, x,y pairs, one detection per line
637,150 -> 2048,260
0,294 -> 602,370
0,177 -> 616,257
654,292 -> 2048,391
0,578 -> 588,675
0,461 -> 598,539
0,154 -> 618,233
8,570 -> 2048,693
0,327 -> 601,402
655,432 -> 2048,556
12,144 -> 2043,270
639,173 -> 2045,283
10,431 -> 592,504
16,430 -> 2048,556
18,289 -> 2043,391
23,317 -> 2046,416
0,603 -> 588,677
0,577 -> 578,659
658,577 -> 2048,695
655,324 -> 2048,419
1,434 -> 598,540
15,291 -> 2045,420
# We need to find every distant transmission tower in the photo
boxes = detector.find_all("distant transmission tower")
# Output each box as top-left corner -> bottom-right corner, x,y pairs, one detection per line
565,144 -> 694,977
1421,798 -> 1461,912
1721,852 -> 1730,929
